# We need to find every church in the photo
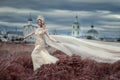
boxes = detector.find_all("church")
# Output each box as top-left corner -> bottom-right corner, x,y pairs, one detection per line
71,16 -> 99,40
86,25 -> 99,40
23,15 -> 37,42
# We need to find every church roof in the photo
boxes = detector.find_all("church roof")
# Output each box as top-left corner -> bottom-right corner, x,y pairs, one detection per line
73,15 -> 79,24
23,24 -> 37,28
28,18 -> 33,21
87,25 -> 98,34
28,14 -> 33,21
87,29 -> 98,34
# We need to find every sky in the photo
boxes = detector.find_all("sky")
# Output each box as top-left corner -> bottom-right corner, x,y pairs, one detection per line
0,0 -> 120,37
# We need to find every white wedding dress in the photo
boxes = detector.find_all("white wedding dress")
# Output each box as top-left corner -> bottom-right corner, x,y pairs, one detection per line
31,28 -> 120,71
31,28 -> 59,71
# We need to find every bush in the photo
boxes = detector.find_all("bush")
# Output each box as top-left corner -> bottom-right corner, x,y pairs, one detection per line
0,50 -> 120,80
0,52 -> 33,80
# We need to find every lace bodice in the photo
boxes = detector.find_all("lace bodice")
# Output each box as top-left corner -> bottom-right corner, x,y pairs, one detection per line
34,28 -> 46,47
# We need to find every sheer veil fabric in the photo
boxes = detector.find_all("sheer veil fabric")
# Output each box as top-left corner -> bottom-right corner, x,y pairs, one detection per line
31,28 -> 120,71
44,35 -> 120,63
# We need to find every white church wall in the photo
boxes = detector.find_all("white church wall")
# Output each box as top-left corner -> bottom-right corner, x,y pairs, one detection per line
23,25 -> 37,42
71,16 -> 80,37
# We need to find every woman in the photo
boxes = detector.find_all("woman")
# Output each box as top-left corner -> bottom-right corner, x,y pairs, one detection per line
22,15 -> 60,71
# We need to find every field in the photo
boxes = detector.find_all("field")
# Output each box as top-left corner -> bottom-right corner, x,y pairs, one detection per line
0,42 -> 120,80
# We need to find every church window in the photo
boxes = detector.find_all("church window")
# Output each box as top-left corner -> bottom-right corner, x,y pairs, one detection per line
73,31 -> 74,34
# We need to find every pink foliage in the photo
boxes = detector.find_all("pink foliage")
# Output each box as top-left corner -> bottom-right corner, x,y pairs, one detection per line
0,45 -> 120,80
0,52 -> 33,80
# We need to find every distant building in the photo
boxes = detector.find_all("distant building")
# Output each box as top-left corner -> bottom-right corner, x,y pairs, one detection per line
23,15 -> 37,42
99,31 -> 120,42
6,31 -> 23,41
72,16 -> 80,37
86,25 -> 99,39
0,30 -> 8,42
0,30 -> 3,39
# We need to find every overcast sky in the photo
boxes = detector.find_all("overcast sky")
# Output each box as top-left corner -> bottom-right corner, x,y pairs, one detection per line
0,0 -> 120,34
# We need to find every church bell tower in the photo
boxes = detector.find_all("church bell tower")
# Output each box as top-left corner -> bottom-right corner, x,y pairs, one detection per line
72,16 -> 80,37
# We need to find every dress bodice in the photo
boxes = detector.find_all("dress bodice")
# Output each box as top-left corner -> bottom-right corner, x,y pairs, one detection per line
34,28 -> 46,47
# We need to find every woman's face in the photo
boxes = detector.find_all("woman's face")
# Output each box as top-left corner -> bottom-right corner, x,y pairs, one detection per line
37,19 -> 43,27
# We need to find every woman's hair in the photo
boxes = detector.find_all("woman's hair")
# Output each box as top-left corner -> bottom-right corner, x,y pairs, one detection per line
37,15 -> 44,22
37,15 -> 46,28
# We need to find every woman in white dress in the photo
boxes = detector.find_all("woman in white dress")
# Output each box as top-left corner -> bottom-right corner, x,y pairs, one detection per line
22,15 -> 59,71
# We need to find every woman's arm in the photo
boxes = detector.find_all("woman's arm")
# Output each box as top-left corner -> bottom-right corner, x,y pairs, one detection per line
45,30 -> 60,43
19,31 -> 35,40
24,31 -> 35,39
43,24 -> 60,43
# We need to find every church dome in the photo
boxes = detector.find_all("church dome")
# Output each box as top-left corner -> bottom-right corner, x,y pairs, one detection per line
87,25 -> 98,34
87,29 -> 98,34
86,25 -> 99,39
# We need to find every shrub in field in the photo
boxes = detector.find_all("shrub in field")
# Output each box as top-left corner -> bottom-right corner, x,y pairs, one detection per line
0,52 -> 33,80
0,49 -> 120,80
28,53 -> 120,80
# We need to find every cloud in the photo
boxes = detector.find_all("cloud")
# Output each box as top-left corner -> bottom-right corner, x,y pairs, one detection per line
47,23 -> 72,30
98,21 -> 120,26
0,7 -> 40,14
0,0 -> 120,35
0,0 -> 120,12
0,21 -> 27,27
102,14 -> 120,20
0,7 -> 119,32
0,7 -> 99,26
69,0 -> 120,3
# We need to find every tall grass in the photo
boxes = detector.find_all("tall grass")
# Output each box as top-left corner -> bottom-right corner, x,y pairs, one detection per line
0,42 -> 120,80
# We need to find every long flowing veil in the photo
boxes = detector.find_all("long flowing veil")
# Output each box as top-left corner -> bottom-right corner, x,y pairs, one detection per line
45,35 -> 120,63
